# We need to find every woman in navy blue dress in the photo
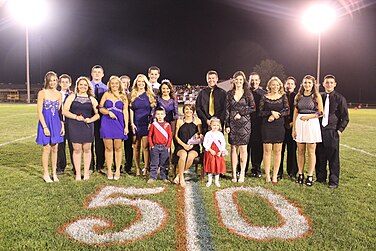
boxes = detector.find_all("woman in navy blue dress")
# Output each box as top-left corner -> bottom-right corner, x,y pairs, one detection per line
130,74 -> 156,176
63,77 -> 100,181
36,71 -> 64,183
99,76 -> 129,180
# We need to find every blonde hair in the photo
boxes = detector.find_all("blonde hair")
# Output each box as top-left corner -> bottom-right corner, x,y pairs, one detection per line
74,76 -> 94,96
130,74 -> 156,107
209,117 -> 222,131
107,75 -> 127,103
266,76 -> 285,94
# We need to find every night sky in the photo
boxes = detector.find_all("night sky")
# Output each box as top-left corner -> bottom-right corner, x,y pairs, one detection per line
0,0 -> 375,102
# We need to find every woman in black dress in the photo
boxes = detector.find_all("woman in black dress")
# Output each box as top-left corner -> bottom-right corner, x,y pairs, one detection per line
174,103 -> 202,187
63,77 -> 100,181
225,71 -> 256,183
259,77 -> 289,184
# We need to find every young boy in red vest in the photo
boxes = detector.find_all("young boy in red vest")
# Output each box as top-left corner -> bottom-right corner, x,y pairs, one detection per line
148,107 -> 172,183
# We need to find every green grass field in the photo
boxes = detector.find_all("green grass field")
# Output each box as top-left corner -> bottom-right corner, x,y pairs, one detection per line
0,104 -> 375,250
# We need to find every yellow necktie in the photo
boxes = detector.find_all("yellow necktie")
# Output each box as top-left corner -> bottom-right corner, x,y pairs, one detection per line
209,88 -> 214,116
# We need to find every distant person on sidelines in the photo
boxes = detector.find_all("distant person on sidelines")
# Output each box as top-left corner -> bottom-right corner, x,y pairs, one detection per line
225,71 -> 256,183
259,77 -> 289,184
63,77 -> 100,181
292,75 -> 323,186
36,71 -> 64,183
148,66 -> 161,94
120,75 -> 133,174
91,65 -> 107,173
57,74 -> 74,175
130,74 -> 156,176
99,76 -> 129,180
316,75 -> 349,189
196,70 -> 227,135
148,106 -> 172,183
278,76 -> 298,180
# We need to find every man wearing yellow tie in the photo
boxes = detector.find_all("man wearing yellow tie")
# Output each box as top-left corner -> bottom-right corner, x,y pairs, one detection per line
196,70 -> 227,135
315,75 -> 349,189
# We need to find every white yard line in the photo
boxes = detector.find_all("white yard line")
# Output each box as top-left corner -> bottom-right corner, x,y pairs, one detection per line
0,134 -> 36,147
340,144 -> 376,157
184,169 -> 215,251
347,123 -> 376,130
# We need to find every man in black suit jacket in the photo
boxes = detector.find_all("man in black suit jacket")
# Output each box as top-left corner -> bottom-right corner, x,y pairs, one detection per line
196,70 -> 227,135
278,76 -> 298,180
247,72 -> 266,177
316,74 -> 349,188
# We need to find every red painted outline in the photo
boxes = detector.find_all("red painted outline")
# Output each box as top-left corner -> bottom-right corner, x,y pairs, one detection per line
213,186 -> 314,242
175,186 -> 188,251
57,185 -> 169,247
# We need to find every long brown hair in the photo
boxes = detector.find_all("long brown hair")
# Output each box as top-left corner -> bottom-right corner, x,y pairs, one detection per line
43,71 -> 58,89
158,79 -> 176,99
230,71 -> 253,102
294,75 -> 320,108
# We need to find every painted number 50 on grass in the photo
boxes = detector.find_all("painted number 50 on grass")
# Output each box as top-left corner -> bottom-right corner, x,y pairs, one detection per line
60,185 -> 310,246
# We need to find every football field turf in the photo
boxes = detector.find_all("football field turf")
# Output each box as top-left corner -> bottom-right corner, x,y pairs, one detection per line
0,104 -> 375,250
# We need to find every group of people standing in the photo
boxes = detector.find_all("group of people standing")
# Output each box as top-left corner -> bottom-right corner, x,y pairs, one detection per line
195,71 -> 349,189
36,65 -> 349,189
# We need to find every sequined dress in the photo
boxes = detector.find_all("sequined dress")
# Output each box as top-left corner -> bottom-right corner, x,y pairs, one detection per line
36,100 -> 64,145
67,95 -> 95,143
100,99 -> 128,140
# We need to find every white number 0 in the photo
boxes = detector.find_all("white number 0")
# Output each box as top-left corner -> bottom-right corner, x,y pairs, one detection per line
215,186 -> 311,240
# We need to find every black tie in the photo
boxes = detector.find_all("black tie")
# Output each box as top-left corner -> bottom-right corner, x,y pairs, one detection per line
95,84 -> 99,99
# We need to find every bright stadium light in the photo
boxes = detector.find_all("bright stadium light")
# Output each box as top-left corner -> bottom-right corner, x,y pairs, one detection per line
302,4 -> 337,85
7,0 -> 48,103
7,0 -> 48,27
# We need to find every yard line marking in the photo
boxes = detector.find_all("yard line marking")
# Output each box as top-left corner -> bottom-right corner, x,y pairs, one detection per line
1,112 -> 35,119
0,134 -> 36,147
347,123 -> 376,130
341,144 -> 376,157
184,169 -> 215,251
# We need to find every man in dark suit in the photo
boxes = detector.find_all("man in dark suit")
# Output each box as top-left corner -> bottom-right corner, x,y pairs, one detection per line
278,76 -> 298,180
90,65 -> 107,173
248,72 -> 266,177
196,70 -> 227,135
316,74 -> 349,188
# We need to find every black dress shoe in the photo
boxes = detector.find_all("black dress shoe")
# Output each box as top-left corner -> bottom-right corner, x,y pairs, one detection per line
277,175 -> 282,181
56,170 -> 64,175
315,179 -> 326,183
328,184 -> 338,189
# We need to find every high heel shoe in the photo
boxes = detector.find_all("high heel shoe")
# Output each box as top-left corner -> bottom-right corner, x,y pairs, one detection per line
305,176 -> 313,186
297,174 -> 304,185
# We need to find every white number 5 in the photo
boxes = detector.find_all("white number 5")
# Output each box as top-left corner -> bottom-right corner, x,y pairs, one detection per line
61,186 -> 168,245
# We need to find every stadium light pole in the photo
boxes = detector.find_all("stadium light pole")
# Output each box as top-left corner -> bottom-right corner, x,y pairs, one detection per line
302,4 -> 336,85
7,0 -> 48,103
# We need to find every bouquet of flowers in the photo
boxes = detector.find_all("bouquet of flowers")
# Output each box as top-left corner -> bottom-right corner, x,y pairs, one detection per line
187,134 -> 203,145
